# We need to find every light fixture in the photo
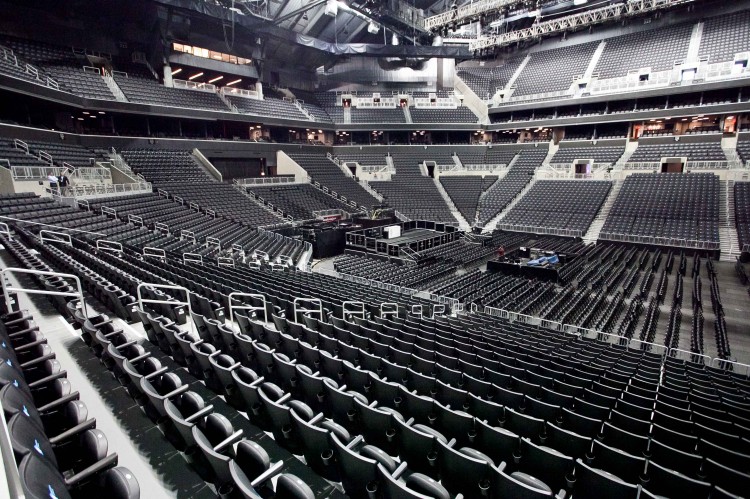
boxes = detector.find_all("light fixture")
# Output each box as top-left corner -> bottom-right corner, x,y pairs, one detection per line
98,111 -> 105,115
188,72 -> 204,80
77,117 -> 84,121
208,76 -> 224,84
171,68 -> 182,76
83,111 -> 90,115
226,78 -> 242,86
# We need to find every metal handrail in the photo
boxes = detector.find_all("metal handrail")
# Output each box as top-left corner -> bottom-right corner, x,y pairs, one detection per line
2,267 -> 88,320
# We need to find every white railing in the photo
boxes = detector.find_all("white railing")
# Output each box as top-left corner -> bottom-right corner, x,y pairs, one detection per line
360,164 -> 394,173
439,163 -> 506,173
619,162 -> 661,170
590,70 -> 672,95
687,160 -> 737,170
69,182 -> 152,199
698,60 -> 750,82
413,97 -> 457,109
71,166 -> 112,183
356,98 -> 399,108
11,165 -> 61,180
173,78 -> 216,93
234,176 -> 296,186
505,89 -> 570,104
599,232 -> 720,250
221,86 -> 260,100
496,224 -> 583,238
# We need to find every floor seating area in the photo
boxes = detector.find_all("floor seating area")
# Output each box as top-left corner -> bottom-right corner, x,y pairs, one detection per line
439,175 -> 498,223
247,183 -> 355,221
334,253 -> 457,289
3,220 -> 749,498
601,173 -> 720,243
502,180 -> 612,233
477,148 -> 548,225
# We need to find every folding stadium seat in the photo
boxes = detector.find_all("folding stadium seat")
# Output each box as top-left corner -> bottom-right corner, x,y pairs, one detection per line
572,459 -> 639,499
544,422 -> 591,460
600,422 -> 649,457
436,439 -> 494,497
378,462 -> 451,499
587,440 -> 646,484
18,452 -> 139,499
394,416 -> 445,478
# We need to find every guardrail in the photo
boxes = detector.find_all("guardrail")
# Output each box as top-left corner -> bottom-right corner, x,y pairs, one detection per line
173,78 -> 216,93
599,232 -> 721,250
496,224 -> 583,238
444,163 -> 507,173
235,176 -> 296,186
67,182 -> 152,199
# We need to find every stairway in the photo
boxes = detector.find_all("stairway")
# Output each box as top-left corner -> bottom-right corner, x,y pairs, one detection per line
615,140 -> 639,167
433,176 -> 471,231
719,179 -> 741,261
403,105 -> 413,124
102,74 -> 128,102
482,177 -> 538,233
343,107 -> 352,124
685,22 -> 704,62
504,55 -> 530,91
217,91 -> 239,112
583,41 -> 607,79
583,179 -> 622,244
294,100 -> 313,120
542,141 -> 559,166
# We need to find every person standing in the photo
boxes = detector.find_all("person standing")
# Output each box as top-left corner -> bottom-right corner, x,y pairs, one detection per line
47,173 -> 59,194
60,173 -> 70,195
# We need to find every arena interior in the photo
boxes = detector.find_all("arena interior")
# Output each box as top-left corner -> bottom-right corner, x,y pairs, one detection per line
2,0 -> 750,497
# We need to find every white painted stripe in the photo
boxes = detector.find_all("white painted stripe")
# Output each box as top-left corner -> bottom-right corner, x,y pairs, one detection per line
115,318 -> 146,339
58,316 -> 82,338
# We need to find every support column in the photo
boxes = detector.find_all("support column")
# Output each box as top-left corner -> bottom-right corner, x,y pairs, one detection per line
163,63 -> 173,87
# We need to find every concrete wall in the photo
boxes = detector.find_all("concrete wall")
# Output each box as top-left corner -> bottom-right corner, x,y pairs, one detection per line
276,151 -> 311,183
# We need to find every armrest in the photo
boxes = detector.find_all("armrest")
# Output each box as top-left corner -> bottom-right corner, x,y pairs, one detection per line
128,352 -> 151,364
250,461 -> 284,488
20,353 -> 56,369
38,392 -> 80,412
27,371 -> 68,389
14,338 -> 48,352
346,435 -> 365,449
114,340 -> 138,351
64,453 -> 118,488
309,413 -> 325,425
213,430 -> 244,453
392,461 -> 408,480
49,418 -> 97,446
184,405 -> 214,423
162,384 -> 190,400
8,326 -> 40,339
144,366 -> 169,380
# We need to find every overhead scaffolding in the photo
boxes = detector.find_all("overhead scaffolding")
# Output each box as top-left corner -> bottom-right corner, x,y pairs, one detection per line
470,0 -> 697,51
423,0 -> 524,31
